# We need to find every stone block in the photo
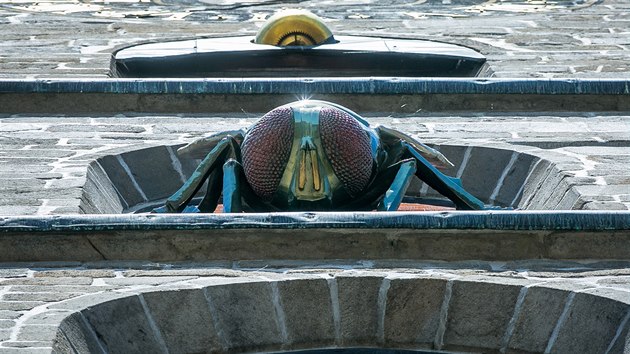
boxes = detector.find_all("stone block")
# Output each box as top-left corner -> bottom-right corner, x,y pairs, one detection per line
3,292 -> 83,302
507,286 -> 570,353
430,144 -> 467,178
443,279 -> 521,350
0,268 -> 29,278
101,276 -> 197,286
81,163 -> 125,214
606,315 -> 630,354
51,325 -> 75,354
0,310 -> 21,320
34,269 -> 116,278
141,288 -> 222,354
49,291 -> 133,311
23,311 -> 73,326
96,155 -> 146,209
459,146 -> 517,203
550,291 -> 630,353
276,278 -> 336,348
525,167 -> 570,210
1,277 -> 92,286
582,201 -> 628,210
0,329 -> 10,341
82,295 -> 166,353
57,312 -> 105,354
383,277 -> 447,346
547,231 -> 630,260
0,302 -> 46,311
0,319 -> 14,328
117,146 -> 186,201
0,348 -> 53,354
494,152 -> 536,207
336,275 -> 384,346
204,281 -> 283,352
16,324 -> 58,341
517,159 -> 553,209
554,186 -> 581,210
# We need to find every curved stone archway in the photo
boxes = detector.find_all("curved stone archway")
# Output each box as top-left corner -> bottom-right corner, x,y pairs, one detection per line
54,275 -> 630,354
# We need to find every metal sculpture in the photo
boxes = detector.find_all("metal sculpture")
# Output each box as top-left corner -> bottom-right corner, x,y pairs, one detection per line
254,9 -> 335,47
154,100 -> 494,213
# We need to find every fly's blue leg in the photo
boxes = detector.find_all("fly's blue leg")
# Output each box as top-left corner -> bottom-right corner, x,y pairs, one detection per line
403,142 -> 487,210
377,159 -> 417,211
154,136 -> 239,213
222,159 -> 243,213
196,168 -> 223,213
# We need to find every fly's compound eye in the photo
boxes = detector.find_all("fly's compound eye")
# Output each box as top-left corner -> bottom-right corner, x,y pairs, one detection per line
319,107 -> 373,196
241,107 -> 294,200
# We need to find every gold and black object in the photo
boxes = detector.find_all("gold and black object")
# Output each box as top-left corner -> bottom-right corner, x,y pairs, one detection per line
111,11 -> 489,78
254,9 -> 334,47
153,100 -> 498,213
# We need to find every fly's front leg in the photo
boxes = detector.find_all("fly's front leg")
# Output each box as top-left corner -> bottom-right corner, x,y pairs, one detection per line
376,159 -> 417,211
222,159 -> 243,213
403,142 -> 487,210
153,136 -> 241,213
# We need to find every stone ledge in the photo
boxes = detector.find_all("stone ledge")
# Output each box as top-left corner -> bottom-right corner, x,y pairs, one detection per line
0,212 -> 628,263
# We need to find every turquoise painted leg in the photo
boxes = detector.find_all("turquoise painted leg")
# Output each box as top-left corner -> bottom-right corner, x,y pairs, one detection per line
377,160 -> 417,211
196,168 -> 223,213
404,142 -> 489,210
222,159 -> 243,213
153,137 -> 239,213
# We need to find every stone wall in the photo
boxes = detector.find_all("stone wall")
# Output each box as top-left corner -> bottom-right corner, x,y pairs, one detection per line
1,1 -> 630,79
0,266 -> 628,353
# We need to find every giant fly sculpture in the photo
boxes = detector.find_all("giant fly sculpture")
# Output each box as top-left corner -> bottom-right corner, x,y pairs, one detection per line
154,100 -> 494,213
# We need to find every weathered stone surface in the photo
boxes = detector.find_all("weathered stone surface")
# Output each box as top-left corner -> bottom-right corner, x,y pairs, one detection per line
443,279 -> 522,350
48,291 -> 133,311
33,269 -> 115,278
459,146 -> 518,203
3,292 -> 83,302
547,231 -> 630,260
0,329 -> 10,341
82,295 -> 166,353
494,152 -> 537,207
276,278 -> 336,348
100,276 -> 197,286
606,315 -> 630,354
96,155 -> 146,208
383,277 -> 447,345
336,274 -> 383,345
80,163 -> 125,214
51,329 -> 74,354
141,288 -> 222,354
0,269 -> 29,278
115,146 -> 185,202
0,311 -> 21,320
0,320 -> 14,329
57,312 -> 105,354
0,302 -> 46,311
550,290 -> 630,354
507,286 -> 571,353
16,324 -> 58,341
204,281 -> 282,352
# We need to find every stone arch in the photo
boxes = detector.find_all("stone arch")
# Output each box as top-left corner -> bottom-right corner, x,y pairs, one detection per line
54,275 -> 630,353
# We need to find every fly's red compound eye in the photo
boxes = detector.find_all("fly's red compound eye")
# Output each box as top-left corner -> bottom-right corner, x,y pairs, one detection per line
319,107 -> 373,196
241,107 -> 294,200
